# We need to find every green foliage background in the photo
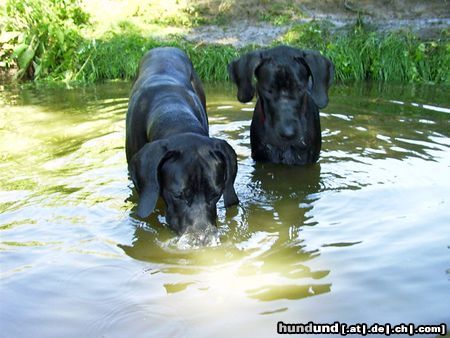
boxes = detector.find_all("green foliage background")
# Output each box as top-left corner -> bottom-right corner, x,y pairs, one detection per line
0,0 -> 448,84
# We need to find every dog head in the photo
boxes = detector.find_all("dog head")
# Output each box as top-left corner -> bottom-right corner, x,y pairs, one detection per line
129,133 -> 238,235
228,46 -> 334,162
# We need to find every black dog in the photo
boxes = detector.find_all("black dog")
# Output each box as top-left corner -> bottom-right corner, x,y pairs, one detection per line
126,47 -> 239,236
228,45 -> 334,165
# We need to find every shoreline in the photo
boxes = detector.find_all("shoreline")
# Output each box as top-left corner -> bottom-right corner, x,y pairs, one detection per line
1,0 -> 449,85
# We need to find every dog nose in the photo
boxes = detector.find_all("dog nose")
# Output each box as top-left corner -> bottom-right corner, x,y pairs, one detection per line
180,224 -> 219,247
279,125 -> 297,140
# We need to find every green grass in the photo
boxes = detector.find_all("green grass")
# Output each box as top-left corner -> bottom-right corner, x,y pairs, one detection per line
74,32 -> 240,83
279,22 -> 450,84
76,27 -> 449,84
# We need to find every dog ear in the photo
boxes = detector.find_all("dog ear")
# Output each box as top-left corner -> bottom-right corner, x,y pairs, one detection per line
129,140 -> 169,218
299,51 -> 334,109
213,139 -> 239,207
228,51 -> 263,103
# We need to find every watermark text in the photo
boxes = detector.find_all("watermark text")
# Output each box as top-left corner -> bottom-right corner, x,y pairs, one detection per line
277,321 -> 447,336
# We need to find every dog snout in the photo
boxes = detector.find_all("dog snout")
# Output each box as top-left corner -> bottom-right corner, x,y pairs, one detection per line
185,222 -> 218,245
190,219 -> 216,233
279,124 -> 297,140
178,224 -> 219,247
183,202 -> 217,233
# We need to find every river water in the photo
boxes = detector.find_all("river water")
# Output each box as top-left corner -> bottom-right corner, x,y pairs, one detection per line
0,82 -> 449,337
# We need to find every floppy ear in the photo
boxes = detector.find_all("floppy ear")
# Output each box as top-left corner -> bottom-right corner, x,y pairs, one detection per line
300,51 -> 334,109
227,51 -> 263,103
129,140 -> 169,218
213,139 -> 239,207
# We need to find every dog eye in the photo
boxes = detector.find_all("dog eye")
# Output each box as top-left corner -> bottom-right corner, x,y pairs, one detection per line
174,190 -> 186,198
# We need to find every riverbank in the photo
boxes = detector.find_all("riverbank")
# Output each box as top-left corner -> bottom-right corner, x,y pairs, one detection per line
1,0 -> 449,85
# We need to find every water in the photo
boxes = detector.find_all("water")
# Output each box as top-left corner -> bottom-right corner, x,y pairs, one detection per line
0,82 -> 449,337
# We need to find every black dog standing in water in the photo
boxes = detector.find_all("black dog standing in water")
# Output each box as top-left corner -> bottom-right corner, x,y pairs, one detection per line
228,45 -> 334,165
126,47 -> 239,241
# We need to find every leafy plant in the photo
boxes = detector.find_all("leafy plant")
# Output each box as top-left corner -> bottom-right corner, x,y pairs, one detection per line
4,0 -> 89,80
0,31 -> 19,71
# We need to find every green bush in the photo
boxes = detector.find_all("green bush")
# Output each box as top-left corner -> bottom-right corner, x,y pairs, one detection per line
4,0 -> 89,80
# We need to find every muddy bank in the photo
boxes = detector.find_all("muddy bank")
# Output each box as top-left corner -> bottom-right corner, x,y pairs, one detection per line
182,16 -> 450,47
298,0 -> 449,20
184,0 -> 449,47
184,17 -> 449,48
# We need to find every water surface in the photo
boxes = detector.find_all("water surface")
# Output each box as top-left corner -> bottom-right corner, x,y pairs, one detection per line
0,82 -> 449,337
